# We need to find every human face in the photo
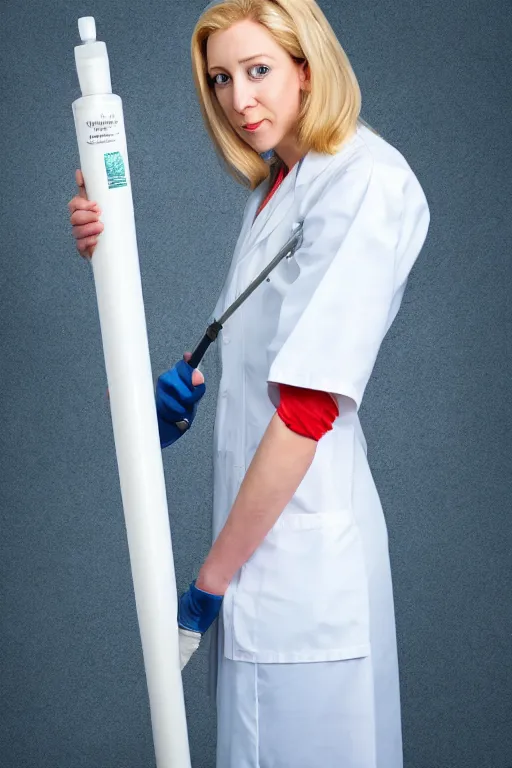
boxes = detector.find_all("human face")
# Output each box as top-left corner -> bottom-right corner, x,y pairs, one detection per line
206,19 -> 309,169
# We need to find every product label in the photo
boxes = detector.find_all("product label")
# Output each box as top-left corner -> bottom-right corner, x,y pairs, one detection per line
85,112 -> 121,145
104,151 -> 127,189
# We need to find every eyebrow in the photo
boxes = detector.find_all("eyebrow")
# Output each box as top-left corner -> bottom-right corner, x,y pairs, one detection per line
208,54 -> 275,72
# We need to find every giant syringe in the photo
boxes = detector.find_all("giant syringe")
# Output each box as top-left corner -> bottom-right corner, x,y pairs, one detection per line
71,16 -> 191,768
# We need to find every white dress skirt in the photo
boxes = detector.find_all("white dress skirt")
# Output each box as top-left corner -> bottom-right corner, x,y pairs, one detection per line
210,434 -> 403,768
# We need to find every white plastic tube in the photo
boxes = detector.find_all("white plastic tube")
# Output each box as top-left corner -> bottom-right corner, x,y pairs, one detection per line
71,17 -> 191,768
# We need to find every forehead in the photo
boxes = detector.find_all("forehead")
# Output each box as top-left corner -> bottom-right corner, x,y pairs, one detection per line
206,19 -> 282,64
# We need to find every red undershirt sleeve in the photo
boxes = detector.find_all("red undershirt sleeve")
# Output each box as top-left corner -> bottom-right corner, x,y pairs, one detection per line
276,383 -> 339,441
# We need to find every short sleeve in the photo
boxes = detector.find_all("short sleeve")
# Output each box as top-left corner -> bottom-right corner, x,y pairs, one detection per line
267,156 -> 409,412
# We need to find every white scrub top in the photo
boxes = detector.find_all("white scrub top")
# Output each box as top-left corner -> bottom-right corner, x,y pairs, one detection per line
208,121 -> 430,668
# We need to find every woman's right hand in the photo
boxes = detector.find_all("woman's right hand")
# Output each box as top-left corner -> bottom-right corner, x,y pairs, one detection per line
156,355 -> 206,449
67,169 -> 104,260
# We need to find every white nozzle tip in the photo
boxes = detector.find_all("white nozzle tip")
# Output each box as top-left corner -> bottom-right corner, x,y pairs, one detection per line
78,16 -> 96,42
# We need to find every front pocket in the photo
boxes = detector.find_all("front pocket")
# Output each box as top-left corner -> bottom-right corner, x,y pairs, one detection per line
230,511 -> 371,663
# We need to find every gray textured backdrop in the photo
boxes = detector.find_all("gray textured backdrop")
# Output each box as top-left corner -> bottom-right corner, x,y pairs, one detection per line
0,1 -> 511,766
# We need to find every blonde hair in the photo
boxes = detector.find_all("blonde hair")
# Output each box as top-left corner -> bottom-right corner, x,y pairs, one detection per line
191,0 -> 378,189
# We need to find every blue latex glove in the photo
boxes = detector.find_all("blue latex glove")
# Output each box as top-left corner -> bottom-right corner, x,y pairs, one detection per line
178,580 -> 223,634
177,580 -> 224,670
155,358 -> 206,449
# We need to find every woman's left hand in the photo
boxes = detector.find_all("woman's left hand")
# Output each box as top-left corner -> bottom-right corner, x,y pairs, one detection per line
178,580 -> 224,670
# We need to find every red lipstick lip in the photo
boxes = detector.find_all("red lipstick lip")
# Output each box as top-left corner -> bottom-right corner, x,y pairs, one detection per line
243,120 -> 264,131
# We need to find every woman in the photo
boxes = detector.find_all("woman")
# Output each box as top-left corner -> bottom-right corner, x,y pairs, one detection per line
68,1 -> 430,765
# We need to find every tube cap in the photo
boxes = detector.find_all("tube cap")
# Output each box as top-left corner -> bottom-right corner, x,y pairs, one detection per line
78,16 -> 96,42
74,17 -> 112,96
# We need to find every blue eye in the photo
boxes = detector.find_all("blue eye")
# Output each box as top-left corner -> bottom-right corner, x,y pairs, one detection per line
249,65 -> 270,78
213,73 -> 229,86
210,65 -> 271,87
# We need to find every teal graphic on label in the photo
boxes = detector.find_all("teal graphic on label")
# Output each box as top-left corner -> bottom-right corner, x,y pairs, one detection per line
104,151 -> 127,189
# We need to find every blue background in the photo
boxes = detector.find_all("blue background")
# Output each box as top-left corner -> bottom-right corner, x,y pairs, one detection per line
0,1 -> 511,766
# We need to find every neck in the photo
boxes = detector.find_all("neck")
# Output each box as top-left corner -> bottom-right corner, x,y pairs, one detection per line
273,136 -> 306,172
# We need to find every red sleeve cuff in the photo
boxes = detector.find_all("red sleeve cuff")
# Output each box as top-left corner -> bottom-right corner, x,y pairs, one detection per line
276,383 -> 339,441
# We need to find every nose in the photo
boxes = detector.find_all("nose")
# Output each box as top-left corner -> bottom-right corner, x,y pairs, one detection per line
231,74 -> 258,114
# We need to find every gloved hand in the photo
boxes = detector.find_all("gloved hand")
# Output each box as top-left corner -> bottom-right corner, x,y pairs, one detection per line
156,356 -> 206,449
178,580 -> 223,670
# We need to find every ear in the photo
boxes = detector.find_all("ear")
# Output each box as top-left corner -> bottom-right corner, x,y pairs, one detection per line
299,60 -> 311,92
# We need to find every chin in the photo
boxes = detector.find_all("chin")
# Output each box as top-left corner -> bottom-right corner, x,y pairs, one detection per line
242,138 -> 273,155
250,135 -> 277,154
238,127 -> 278,154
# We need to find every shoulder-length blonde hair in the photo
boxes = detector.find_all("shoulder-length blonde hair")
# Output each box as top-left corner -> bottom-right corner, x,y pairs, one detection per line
191,0 -> 377,190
